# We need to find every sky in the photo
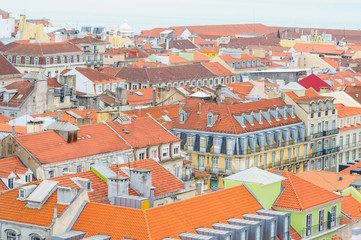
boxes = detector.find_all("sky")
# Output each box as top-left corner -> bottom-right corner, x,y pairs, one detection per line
2,0 -> 361,34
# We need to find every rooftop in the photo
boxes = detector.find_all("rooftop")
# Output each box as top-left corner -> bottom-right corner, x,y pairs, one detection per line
224,167 -> 285,185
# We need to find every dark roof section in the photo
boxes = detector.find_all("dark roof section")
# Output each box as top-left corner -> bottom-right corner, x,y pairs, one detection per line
0,40 -> 83,55
0,80 -> 34,108
163,39 -> 199,50
219,36 -> 281,48
345,85 -> 361,104
68,37 -> 107,45
0,54 -> 21,76
115,64 -> 216,84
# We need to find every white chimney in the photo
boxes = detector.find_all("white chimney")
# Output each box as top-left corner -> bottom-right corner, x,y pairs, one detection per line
107,176 -> 129,204
129,169 -> 152,198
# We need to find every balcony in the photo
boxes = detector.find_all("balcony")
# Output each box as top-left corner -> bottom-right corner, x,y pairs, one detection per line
294,217 -> 343,239
243,138 -> 308,156
309,129 -> 339,140
312,147 -> 340,158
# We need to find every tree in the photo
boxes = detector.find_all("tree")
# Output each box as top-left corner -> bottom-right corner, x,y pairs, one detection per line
277,29 -> 281,38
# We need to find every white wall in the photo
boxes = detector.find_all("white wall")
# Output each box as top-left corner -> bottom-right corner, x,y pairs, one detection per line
0,16 -> 15,38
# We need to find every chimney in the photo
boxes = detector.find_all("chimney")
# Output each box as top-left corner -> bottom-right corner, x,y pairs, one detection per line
196,182 -> 202,196
166,39 -> 169,50
216,85 -> 222,104
150,186 -> 155,208
57,186 -> 77,204
57,110 -> 61,121
129,169 -> 152,198
152,87 -> 156,106
107,176 -> 129,204
12,125 -> 15,135
116,87 -> 127,105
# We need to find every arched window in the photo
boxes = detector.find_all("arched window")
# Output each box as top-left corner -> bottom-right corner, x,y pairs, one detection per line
6,230 -> 17,240
30,234 -> 42,240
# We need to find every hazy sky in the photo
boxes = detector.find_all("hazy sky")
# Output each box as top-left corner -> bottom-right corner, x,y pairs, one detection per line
2,0 -> 361,34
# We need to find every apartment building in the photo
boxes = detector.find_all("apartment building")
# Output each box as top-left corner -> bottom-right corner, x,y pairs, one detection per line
283,88 -> 339,172
171,97 -> 309,187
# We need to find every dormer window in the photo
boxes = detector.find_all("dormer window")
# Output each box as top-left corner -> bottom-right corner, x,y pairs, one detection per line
34,57 -> 39,65
240,114 -> 246,127
8,178 -> 14,189
19,189 -> 25,199
25,56 -> 30,64
87,181 -> 92,192
283,108 -> 287,119
179,111 -> 185,123
16,56 -> 21,64
25,174 -> 31,182
53,56 -> 58,64
259,111 -> 263,124
275,108 -> 280,121
45,57 -> 50,65
250,112 -> 255,125
207,113 -> 213,127
7,55 -> 12,62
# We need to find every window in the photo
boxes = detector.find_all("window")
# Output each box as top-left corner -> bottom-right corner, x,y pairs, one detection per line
76,165 -> 82,172
304,144 -> 308,158
67,56 -> 71,63
16,56 -> 21,64
245,157 -> 250,169
63,167 -> 68,173
319,209 -> 325,231
8,178 -> 14,189
53,56 -> 58,64
97,85 -> 102,93
207,114 -> 213,126
225,158 -> 232,171
227,139 -> 233,152
318,122 -> 322,133
212,157 -> 219,171
346,135 -> 350,148
310,124 -> 314,135
346,151 -> 350,162
353,150 -> 356,160
318,159 -> 322,170
60,56 -> 65,63
87,181 -> 92,191
73,55 -> 77,63
34,57 -> 39,65
332,119 -> 336,129
198,155 -> 205,169
48,170 -> 54,178
187,135 -> 194,147
6,230 -> 17,240
310,160 -> 315,170
353,133 -> 357,146
139,152 -> 145,159
180,112 -> 185,123
25,56 -> 30,64
173,147 -> 179,155
46,57 -> 50,65
162,148 -> 169,157
254,155 -> 259,167
7,55 -> 12,62
255,225 -> 261,240
339,153 -> 343,163
174,166 -> 180,178
272,152 -> 276,166
280,150 -> 284,163
331,205 -> 337,227
306,213 -> 312,236
151,149 -> 157,159
200,137 -> 207,149
325,157 -> 329,168
25,174 -> 31,182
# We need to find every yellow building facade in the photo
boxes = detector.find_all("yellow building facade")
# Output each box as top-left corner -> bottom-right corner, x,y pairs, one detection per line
18,15 -> 50,42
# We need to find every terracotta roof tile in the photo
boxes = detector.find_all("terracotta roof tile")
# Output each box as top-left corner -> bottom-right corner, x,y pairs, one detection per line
0,114 -> 10,124
0,80 -> 34,108
68,37 -> 106,44
72,185 -> 263,239
47,78 -> 63,88
0,53 -> 21,76
0,156 -> 29,179
219,36 -> 280,48
202,62 -> 234,76
296,170 -> 361,192
109,116 -> 180,148
99,67 -> 121,77
0,40 -> 83,55
293,43 -> 344,55
172,98 -> 301,134
269,170 -> 343,211
341,194 -> 361,221
74,67 -> 124,84
15,123 -> 131,164
0,124 -> 26,134
340,161 -> 361,174
163,39 -> 199,50
334,103 -> 361,118
0,186 -> 67,226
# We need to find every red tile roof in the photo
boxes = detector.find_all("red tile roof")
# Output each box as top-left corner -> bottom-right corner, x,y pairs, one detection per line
74,67 -> 124,84
72,185 -> 263,239
0,53 -> 21,76
108,116 -> 180,148
0,40 -> 83,55
334,103 -> 361,118
292,43 -> 344,55
163,39 -> 199,50
15,123 -> 131,164
0,80 -> 34,108
0,124 -> 26,134
341,194 -> 361,221
322,57 -> 340,70
202,62 -> 234,76
68,37 -> 107,45
0,156 -> 29,179
285,88 -> 333,104
0,185 -> 67,226
127,88 -> 154,105
269,170 -> 343,211
172,98 -> 301,134
103,48 -> 147,60
52,158 -> 184,202
47,78 -> 63,88
99,67 -> 121,77
340,161 -> 361,174
298,74 -> 331,92
219,36 -> 280,48
296,170 -> 361,192
0,114 -> 10,124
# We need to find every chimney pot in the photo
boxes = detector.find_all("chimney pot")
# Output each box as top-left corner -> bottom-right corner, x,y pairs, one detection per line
150,186 -> 155,208
57,110 -> 61,121
12,125 -> 15,135
196,181 -> 202,196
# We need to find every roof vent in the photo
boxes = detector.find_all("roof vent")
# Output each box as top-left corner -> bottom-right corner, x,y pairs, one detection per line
339,177 -> 343,181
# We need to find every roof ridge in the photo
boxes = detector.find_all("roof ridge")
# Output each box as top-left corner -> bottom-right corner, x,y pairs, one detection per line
143,210 -> 152,239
